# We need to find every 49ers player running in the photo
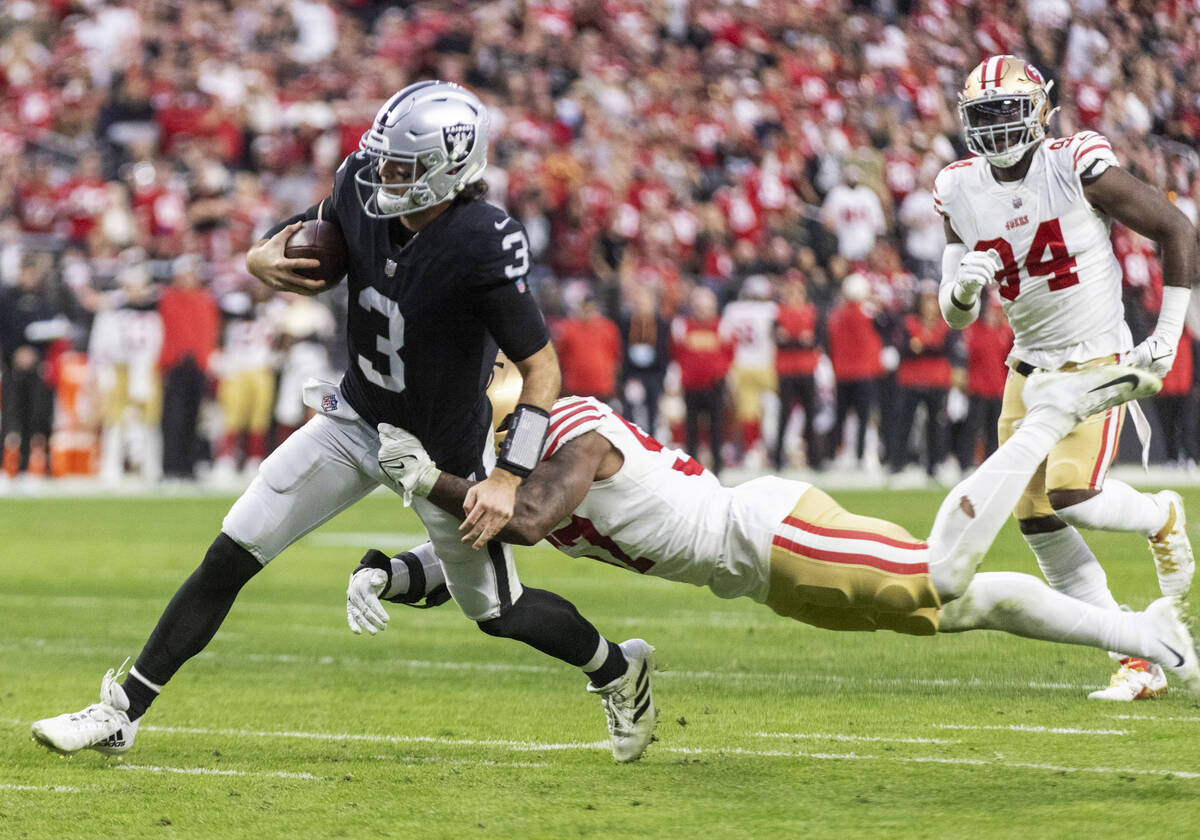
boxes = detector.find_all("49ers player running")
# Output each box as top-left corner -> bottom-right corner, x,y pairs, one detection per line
935,55 -> 1196,700
345,357 -> 1198,702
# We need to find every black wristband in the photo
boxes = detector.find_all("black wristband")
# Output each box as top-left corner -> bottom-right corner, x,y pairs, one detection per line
354,548 -> 393,593
496,403 -> 551,478
950,290 -> 976,311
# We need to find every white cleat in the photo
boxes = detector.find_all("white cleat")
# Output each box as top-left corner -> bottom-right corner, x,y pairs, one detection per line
1143,596 -> 1200,695
1023,363 -> 1162,423
1150,491 -> 1194,601
31,663 -> 139,755
1087,657 -> 1168,701
587,639 -> 656,763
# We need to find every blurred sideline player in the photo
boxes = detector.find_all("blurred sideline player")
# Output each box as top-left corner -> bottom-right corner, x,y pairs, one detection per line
213,281 -> 281,479
935,55 -> 1196,700
346,356 -> 1197,696
719,274 -> 779,467
87,262 -> 163,484
32,82 -> 654,764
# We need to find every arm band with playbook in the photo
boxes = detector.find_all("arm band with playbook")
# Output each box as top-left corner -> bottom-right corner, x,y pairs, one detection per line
497,403 -> 551,478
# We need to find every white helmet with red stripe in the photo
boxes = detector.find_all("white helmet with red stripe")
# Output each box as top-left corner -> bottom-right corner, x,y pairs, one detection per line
959,55 -> 1055,168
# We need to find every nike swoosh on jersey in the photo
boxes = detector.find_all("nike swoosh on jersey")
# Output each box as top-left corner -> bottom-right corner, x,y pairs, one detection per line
494,218 -> 511,230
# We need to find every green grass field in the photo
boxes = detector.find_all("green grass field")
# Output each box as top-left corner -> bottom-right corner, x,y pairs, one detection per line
2,487 -> 1198,839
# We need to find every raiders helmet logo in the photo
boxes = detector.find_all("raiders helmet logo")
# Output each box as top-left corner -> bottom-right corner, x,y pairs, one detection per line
442,122 -> 476,164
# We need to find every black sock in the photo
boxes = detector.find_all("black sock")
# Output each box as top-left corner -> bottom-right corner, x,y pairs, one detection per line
122,671 -> 159,721
126,533 -> 262,718
585,640 -> 628,687
477,587 -> 610,668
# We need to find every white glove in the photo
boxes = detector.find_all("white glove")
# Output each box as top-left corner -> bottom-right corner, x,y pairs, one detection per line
346,567 -> 391,635
1122,334 -> 1176,378
377,423 -> 441,505
954,248 -> 1003,302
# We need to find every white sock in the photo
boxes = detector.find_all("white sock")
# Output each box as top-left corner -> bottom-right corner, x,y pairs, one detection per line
926,405 -> 1074,598
940,572 -> 1157,659
128,666 -> 163,694
581,636 -> 610,673
1023,527 -> 1119,611
1055,479 -> 1169,536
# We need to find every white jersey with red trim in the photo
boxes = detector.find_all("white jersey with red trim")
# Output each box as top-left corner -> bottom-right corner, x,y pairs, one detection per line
719,299 -> 779,369
934,133 -> 1131,370
540,396 -> 809,601
221,302 -> 281,374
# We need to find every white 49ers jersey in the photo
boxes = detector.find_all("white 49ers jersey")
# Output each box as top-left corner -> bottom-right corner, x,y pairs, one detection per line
934,133 -> 1131,369
540,396 -> 807,601
719,299 -> 779,369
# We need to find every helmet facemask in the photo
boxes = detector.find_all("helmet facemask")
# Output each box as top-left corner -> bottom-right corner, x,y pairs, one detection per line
960,89 -> 1049,168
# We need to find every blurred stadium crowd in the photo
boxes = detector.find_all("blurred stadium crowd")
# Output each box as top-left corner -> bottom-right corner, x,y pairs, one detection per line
1,0 -> 1198,489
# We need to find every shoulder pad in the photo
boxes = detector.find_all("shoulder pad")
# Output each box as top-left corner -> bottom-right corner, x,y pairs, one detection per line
1045,132 -> 1118,178
933,161 -> 973,216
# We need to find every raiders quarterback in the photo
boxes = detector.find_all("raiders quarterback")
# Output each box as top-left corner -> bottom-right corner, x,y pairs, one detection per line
345,357 -> 1197,697
31,81 -> 656,764
935,56 -> 1196,700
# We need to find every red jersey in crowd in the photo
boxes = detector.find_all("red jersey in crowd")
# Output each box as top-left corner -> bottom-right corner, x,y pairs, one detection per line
897,315 -> 952,389
826,302 -> 882,382
1161,329 -> 1194,397
158,286 -> 219,373
671,316 -> 732,390
774,302 -> 820,377
964,318 -> 1013,398
555,311 -> 622,399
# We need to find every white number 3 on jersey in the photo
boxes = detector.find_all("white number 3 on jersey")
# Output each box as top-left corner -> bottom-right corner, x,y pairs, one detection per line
502,231 -> 530,280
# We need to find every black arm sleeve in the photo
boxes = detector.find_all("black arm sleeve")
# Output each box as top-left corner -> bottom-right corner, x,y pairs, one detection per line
261,196 -> 339,240
473,282 -> 551,362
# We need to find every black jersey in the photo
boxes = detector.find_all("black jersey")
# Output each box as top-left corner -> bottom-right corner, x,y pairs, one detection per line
326,153 -> 549,476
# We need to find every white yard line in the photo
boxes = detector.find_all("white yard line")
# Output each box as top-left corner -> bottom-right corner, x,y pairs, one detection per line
304,532 -> 429,547
0,782 -> 83,793
932,724 -> 1128,735
9,720 -> 1197,780
1106,714 -> 1200,723
374,756 -> 550,768
0,638 -> 1105,691
661,747 -> 1200,779
142,725 -> 610,753
755,732 -> 961,744
113,764 -> 318,780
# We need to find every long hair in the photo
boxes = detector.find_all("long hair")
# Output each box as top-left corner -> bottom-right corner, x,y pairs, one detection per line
453,180 -> 489,205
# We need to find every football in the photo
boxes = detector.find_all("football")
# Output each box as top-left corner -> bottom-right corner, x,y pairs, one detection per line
285,219 -> 349,289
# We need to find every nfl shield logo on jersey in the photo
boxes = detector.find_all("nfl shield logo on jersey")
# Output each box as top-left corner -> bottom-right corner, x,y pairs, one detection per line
442,122 -> 476,164
321,393 -> 339,413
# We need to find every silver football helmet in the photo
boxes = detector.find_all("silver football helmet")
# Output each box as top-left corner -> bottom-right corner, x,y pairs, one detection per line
354,80 -> 489,218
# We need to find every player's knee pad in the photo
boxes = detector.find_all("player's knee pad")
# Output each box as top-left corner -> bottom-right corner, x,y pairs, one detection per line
475,588 -> 581,642
194,533 -> 263,596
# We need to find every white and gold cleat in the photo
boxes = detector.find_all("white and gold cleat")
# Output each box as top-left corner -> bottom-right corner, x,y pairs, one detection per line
1087,657 -> 1167,702
1150,490 -> 1194,601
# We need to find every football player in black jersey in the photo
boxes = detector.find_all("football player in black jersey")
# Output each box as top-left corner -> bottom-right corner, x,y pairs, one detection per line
32,82 -> 657,764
